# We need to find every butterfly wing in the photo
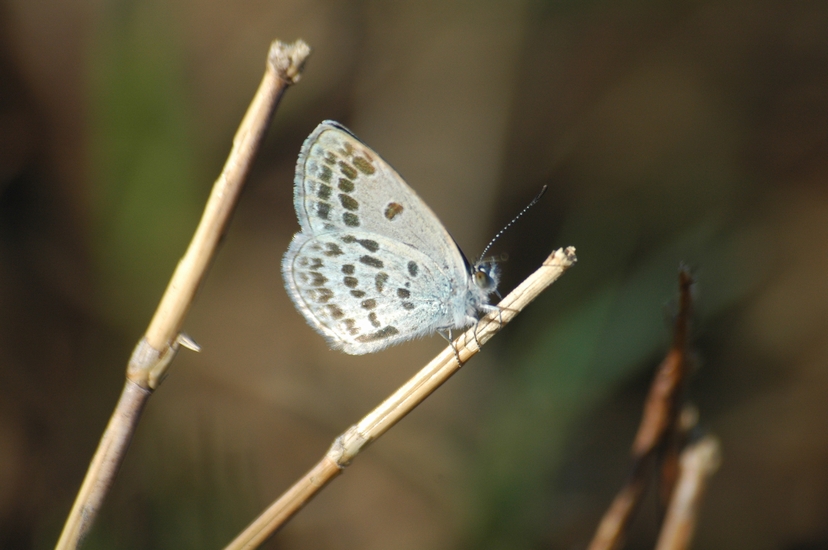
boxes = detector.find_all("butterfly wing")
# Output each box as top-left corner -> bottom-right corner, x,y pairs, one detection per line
291,121 -> 467,273
282,121 -> 475,353
283,230 -> 457,354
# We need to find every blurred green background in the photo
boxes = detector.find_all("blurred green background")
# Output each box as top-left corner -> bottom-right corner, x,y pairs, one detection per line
1,0 -> 826,548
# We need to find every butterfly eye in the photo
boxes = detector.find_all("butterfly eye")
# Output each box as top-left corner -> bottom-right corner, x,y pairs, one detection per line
473,269 -> 495,291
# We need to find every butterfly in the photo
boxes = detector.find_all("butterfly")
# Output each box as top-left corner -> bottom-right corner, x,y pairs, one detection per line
281,121 -> 499,354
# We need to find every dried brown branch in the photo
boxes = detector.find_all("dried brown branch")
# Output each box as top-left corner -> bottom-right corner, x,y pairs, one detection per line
222,247 -> 578,550
655,436 -> 721,550
588,270 -> 695,550
54,39 -> 311,550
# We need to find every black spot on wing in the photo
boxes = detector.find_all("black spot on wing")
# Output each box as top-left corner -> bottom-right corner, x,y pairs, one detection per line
317,202 -> 331,220
338,178 -> 354,193
310,288 -> 333,303
339,161 -> 358,180
317,184 -> 332,200
343,213 -> 360,227
385,202 -> 404,220
326,304 -> 344,319
368,312 -> 381,328
308,272 -> 328,286
323,243 -> 343,256
343,318 -> 359,336
375,272 -> 389,292
341,236 -> 379,252
353,156 -> 375,175
339,194 -> 359,211
319,165 -> 333,183
356,326 -> 400,343
359,256 -> 384,268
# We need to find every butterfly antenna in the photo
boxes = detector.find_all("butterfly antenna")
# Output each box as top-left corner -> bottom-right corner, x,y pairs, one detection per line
476,185 -> 548,264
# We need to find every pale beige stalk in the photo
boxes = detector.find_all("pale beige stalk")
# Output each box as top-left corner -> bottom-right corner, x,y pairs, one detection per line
223,247 -> 578,550
55,40 -> 311,550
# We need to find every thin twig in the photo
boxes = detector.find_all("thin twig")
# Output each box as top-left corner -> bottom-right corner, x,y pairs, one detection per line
588,270 -> 694,550
54,39 -> 311,550
223,247 -> 578,550
654,436 -> 721,550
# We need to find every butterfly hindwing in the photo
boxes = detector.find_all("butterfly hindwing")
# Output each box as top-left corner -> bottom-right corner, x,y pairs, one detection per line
283,230 -> 454,354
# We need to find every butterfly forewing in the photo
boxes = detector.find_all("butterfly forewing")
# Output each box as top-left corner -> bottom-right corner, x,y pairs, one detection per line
294,122 -> 465,271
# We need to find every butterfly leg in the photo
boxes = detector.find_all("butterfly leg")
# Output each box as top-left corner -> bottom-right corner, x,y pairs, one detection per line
438,328 -> 462,366
471,319 -> 483,350
472,304 -> 505,351
494,305 -> 504,329
480,304 -> 503,329
467,304 -> 502,351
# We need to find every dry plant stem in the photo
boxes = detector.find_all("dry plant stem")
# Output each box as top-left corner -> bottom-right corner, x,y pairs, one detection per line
55,40 -> 311,550
654,436 -> 721,550
631,270 -> 692,456
141,39 -> 310,378
588,456 -> 653,550
53,382 -> 150,549
223,247 -> 578,550
588,270 -> 694,550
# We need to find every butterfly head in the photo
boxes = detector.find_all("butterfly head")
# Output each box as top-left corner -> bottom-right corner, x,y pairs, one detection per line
472,260 -> 500,295
470,184 -> 548,300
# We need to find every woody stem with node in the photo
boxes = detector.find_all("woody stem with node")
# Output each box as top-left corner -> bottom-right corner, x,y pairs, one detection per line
223,247 -> 577,550
54,40 -> 311,550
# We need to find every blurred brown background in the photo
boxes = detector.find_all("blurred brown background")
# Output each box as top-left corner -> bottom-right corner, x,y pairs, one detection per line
1,0 -> 827,548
